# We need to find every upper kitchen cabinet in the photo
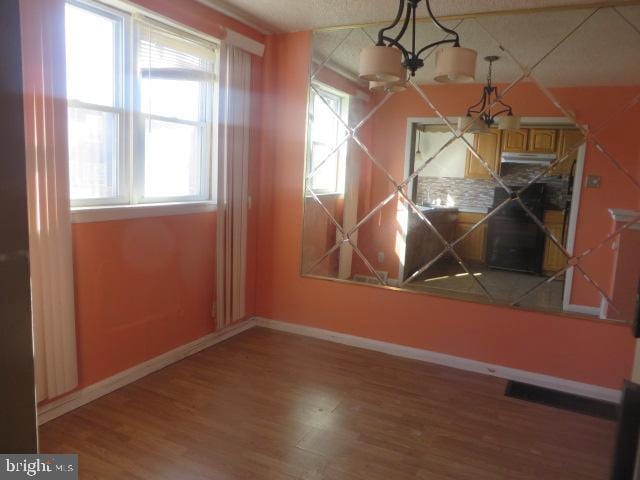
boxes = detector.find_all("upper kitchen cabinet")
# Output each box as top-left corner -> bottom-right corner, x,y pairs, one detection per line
528,129 -> 557,153
465,129 -> 501,179
552,129 -> 584,175
501,129 -> 529,153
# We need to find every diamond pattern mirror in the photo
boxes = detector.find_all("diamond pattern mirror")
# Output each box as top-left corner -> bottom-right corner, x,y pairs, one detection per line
301,4 -> 640,323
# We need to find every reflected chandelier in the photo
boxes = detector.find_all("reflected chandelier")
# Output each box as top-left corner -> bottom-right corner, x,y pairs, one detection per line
359,0 -> 477,91
459,55 -> 520,132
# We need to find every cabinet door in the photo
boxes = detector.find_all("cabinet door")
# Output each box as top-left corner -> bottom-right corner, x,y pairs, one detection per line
465,129 -> 501,179
454,215 -> 486,264
501,129 -> 529,152
552,129 -> 584,175
542,221 -> 566,273
528,129 -> 557,153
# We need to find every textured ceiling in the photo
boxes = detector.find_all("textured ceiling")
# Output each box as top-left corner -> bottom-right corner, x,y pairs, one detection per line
313,5 -> 640,87
200,0 -> 635,33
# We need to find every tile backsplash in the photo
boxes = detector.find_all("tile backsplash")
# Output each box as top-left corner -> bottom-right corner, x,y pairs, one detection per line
416,163 -> 570,211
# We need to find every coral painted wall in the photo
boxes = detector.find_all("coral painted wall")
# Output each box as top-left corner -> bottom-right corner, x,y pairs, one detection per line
72,214 -> 217,386
255,31 -> 635,390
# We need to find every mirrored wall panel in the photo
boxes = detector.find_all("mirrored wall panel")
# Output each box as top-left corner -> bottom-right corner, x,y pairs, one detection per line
302,4 -> 640,322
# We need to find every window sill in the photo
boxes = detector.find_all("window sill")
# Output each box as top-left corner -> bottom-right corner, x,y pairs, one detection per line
71,201 -> 217,224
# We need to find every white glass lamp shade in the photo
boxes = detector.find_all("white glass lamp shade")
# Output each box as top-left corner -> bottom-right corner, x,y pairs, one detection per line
369,67 -> 408,93
370,79 -> 408,93
458,115 -> 488,134
369,80 -> 386,93
434,47 -> 477,83
498,115 -> 521,131
359,45 -> 403,82
387,82 -> 407,93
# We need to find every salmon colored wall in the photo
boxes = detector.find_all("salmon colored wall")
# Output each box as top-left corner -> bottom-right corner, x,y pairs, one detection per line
356,83 -> 640,306
72,214 -> 216,386
255,31 -> 635,390
67,0 -> 265,390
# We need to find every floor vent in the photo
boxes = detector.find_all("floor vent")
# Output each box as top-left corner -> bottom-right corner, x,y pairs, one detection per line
505,381 -> 618,421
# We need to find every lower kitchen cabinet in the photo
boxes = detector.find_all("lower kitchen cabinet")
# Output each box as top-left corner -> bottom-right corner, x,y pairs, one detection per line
404,209 -> 457,281
542,210 -> 567,273
454,212 -> 487,264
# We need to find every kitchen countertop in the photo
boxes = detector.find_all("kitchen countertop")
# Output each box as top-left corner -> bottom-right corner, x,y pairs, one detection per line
417,205 -> 490,215
456,205 -> 490,214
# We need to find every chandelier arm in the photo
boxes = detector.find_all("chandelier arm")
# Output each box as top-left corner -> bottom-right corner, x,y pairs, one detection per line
381,35 -> 410,62
416,38 -> 458,58
466,92 -> 488,116
391,3 -> 413,44
490,107 -> 513,117
425,0 -> 460,46
378,0 -> 406,45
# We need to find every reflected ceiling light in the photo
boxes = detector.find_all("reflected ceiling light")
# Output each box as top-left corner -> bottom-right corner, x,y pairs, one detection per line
460,55 -> 520,132
457,115 -> 488,134
369,67 -> 408,93
359,0 -> 477,83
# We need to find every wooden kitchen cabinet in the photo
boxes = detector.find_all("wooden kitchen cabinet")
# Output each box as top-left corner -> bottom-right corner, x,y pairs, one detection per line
542,210 -> 567,274
454,212 -> 487,264
501,129 -> 529,153
404,209 -> 457,281
528,129 -> 557,153
465,129 -> 501,179
552,129 -> 583,175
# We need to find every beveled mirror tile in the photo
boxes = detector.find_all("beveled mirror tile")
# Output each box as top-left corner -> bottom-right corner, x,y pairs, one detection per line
302,4 -> 640,321
301,188 -> 344,275
617,5 -> 640,31
475,9 -> 597,74
399,195 -> 496,302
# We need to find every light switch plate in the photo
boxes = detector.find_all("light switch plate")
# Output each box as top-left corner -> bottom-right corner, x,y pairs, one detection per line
586,175 -> 602,188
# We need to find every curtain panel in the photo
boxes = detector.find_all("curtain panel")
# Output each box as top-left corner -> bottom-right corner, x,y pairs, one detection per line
216,45 -> 251,328
20,0 -> 78,401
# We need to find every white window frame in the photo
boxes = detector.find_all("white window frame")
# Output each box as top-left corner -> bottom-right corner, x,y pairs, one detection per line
66,0 -> 220,221
66,0 -> 130,208
307,82 -> 350,196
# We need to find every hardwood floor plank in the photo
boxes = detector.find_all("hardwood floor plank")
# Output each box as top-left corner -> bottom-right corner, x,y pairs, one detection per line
39,327 -> 615,479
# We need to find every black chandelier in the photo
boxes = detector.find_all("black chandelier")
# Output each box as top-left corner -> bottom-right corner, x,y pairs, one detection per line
460,55 -> 520,132
359,0 -> 477,86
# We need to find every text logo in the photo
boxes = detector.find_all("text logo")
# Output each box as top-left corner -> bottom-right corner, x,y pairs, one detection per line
0,455 -> 77,479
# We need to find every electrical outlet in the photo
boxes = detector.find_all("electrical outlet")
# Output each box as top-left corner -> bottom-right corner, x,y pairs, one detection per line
377,252 -> 385,263
586,175 -> 602,188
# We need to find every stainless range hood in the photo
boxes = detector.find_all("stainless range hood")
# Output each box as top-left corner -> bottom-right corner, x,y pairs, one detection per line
501,152 -> 556,165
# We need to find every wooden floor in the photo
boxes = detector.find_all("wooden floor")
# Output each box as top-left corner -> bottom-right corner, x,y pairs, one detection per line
40,327 -> 616,479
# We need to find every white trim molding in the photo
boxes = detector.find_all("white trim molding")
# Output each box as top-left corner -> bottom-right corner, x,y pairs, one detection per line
38,319 -> 256,425
194,0 -> 273,35
609,209 -> 640,230
95,0 -> 266,56
38,316 -> 621,425
255,317 -> 622,404
223,29 -> 265,57
563,303 -> 601,317
71,201 -> 217,223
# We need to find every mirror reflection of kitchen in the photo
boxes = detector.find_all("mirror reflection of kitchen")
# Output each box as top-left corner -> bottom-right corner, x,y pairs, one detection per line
403,116 -> 583,312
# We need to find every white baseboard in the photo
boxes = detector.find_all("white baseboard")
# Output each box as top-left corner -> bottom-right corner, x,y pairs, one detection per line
39,315 -> 621,425
254,317 -> 622,404
37,319 -> 256,425
565,303 -> 601,317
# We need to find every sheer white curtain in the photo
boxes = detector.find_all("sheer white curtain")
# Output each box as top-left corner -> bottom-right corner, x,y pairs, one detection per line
216,45 -> 251,328
20,0 -> 78,401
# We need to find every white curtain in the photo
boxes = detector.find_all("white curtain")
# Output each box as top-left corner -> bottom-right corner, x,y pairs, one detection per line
216,46 -> 251,328
20,0 -> 78,401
